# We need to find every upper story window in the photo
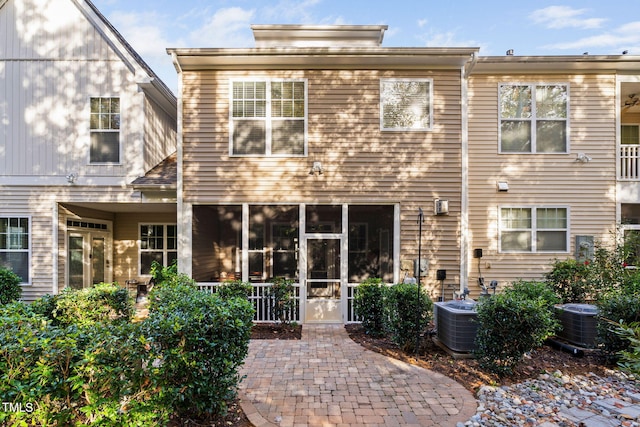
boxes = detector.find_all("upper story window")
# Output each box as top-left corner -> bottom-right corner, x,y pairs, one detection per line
230,80 -> 306,156
500,207 -> 568,253
139,224 -> 177,275
499,84 -> 568,153
90,97 -> 120,163
0,217 -> 30,284
380,78 -> 433,131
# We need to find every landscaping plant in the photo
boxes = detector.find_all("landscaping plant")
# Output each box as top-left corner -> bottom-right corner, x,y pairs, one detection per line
384,282 -> 432,352
474,290 -> 558,376
266,277 -> 296,325
354,278 -> 387,337
0,266 -> 22,304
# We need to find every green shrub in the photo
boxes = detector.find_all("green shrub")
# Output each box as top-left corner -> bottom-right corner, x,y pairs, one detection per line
613,321 -> 640,376
217,280 -> 253,300
143,279 -> 255,418
0,301 -> 166,426
596,291 -> 640,359
507,280 -> 561,307
0,267 -> 22,304
474,292 -> 558,376
354,278 -> 387,337
384,282 -> 432,352
545,258 -> 594,303
52,283 -> 133,326
267,277 -> 296,325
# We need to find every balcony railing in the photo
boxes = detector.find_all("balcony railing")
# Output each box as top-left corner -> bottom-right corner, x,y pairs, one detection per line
620,145 -> 640,180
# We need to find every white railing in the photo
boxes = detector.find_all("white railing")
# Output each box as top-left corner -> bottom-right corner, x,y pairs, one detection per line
197,282 -> 301,323
620,145 -> 640,180
346,283 -> 360,323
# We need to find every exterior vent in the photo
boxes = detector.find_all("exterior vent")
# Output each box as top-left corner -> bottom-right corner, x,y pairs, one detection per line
434,199 -> 449,215
555,304 -> 598,348
434,300 -> 478,352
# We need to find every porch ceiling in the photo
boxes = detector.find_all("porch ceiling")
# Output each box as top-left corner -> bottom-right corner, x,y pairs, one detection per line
62,202 -> 176,214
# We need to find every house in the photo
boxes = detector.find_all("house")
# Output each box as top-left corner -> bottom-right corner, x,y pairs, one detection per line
467,55 -> 640,291
168,25 -> 640,323
0,0 -> 177,301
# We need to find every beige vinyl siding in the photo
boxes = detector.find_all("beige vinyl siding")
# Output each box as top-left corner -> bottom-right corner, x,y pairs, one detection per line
144,97 -> 177,171
467,73 -> 616,295
113,212 -> 177,291
181,69 -> 464,293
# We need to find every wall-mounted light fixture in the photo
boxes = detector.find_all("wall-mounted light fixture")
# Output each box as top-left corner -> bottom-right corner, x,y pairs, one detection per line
309,161 -> 323,175
66,172 -> 78,184
576,153 -> 592,163
506,49 -> 514,56
497,181 -> 509,192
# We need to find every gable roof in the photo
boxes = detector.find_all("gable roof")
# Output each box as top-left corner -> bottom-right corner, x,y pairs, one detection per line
79,0 -> 177,120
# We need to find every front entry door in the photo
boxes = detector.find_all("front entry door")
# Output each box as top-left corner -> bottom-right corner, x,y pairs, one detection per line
68,231 -> 112,289
305,238 -> 342,322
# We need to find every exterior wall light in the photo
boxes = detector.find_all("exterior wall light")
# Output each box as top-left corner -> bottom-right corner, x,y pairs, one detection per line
309,161 -> 323,175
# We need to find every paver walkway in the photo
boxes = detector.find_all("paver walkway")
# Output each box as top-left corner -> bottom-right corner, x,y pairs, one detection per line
238,324 -> 477,426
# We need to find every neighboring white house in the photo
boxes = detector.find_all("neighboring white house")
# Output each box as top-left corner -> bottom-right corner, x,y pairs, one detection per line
0,0 -> 177,300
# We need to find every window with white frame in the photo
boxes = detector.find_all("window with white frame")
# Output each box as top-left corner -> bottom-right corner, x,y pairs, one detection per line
139,224 -> 177,275
500,207 -> 568,252
0,217 -> 30,283
90,97 -> 120,163
230,80 -> 306,156
499,84 -> 568,153
380,78 -> 433,131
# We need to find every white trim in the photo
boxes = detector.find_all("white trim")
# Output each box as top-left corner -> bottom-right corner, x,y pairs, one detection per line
393,204 -> 401,284
380,78 -> 434,131
52,203 -> 58,294
460,67 -> 469,293
88,96 -> 122,165
137,223 -> 178,277
498,206 -> 571,253
0,215 -> 32,286
242,204 -> 250,282
498,83 -> 570,154
229,78 -> 308,157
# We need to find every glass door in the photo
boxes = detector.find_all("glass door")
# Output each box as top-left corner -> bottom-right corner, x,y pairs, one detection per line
67,231 -> 112,289
305,237 -> 342,322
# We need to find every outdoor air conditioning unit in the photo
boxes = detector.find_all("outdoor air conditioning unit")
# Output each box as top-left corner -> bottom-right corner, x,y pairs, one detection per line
434,199 -> 449,216
434,300 -> 478,352
555,304 -> 598,348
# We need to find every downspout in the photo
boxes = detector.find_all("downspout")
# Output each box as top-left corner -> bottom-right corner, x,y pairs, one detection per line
459,52 -> 477,295
169,51 -> 191,277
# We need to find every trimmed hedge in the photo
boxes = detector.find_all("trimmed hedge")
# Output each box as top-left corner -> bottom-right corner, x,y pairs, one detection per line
385,282 -> 432,352
354,278 -> 386,337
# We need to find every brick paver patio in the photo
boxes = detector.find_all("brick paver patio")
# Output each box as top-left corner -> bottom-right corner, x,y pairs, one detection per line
239,324 -> 477,426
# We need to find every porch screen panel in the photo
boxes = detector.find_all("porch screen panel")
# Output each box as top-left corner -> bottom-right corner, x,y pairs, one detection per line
249,205 -> 299,283
192,205 -> 242,282
347,206 -> 394,283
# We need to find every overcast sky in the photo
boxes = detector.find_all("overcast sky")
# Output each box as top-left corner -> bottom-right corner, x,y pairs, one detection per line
91,0 -> 640,94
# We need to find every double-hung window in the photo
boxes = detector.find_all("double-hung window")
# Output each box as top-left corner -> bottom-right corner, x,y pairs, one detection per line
500,207 -> 568,253
139,224 -> 177,275
230,80 -> 306,156
90,97 -> 120,163
380,78 -> 433,131
499,84 -> 568,153
0,217 -> 30,283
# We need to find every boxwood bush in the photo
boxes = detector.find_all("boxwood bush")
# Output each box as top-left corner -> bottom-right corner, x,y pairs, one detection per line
474,291 -> 558,376
51,282 -> 133,326
384,282 -> 432,352
354,278 -> 387,337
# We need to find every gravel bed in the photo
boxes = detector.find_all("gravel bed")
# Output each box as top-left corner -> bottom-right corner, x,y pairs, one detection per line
459,369 -> 640,427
